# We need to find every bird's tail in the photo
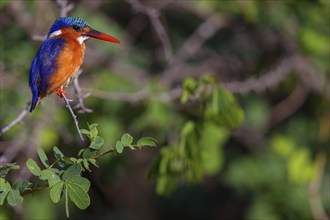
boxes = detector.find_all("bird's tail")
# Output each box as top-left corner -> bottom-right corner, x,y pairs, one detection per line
29,94 -> 40,112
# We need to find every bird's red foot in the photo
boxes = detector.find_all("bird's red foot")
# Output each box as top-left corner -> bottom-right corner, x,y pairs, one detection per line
55,88 -> 67,98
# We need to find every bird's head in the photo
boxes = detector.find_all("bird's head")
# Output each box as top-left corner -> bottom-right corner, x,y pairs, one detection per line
47,17 -> 120,44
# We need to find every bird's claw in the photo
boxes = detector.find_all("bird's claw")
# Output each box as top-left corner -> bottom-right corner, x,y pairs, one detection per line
56,88 -> 67,98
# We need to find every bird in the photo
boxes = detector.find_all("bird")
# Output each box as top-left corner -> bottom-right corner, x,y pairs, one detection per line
29,17 -> 120,112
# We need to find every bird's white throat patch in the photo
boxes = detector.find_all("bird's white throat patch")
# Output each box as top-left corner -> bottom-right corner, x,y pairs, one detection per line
77,36 -> 90,44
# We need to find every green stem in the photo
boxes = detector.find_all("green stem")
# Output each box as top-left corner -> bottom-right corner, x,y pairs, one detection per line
91,148 -> 116,159
49,158 -> 60,168
21,183 -> 48,196
65,186 -> 69,218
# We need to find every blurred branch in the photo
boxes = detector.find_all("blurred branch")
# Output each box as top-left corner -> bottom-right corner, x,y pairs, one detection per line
222,57 -> 294,94
161,13 -> 227,86
56,0 -> 74,17
0,104 -> 29,136
267,83 -> 309,130
92,86 -> 182,104
222,54 -> 328,99
32,35 -> 47,42
171,14 -> 227,66
92,88 -> 150,104
22,0 -> 73,42
126,0 -> 173,61
308,152 -> 329,220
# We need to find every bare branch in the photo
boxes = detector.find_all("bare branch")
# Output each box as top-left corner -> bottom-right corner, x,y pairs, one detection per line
267,83 -> 309,129
61,93 -> 84,142
171,14 -> 227,65
222,57 -> 294,94
32,35 -> 47,42
73,69 -> 93,113
308,152 -> 329,220
126,0 -> 173,61
56,0 -> 74,17
0,104 -> 29,136
92,88 -> 149,104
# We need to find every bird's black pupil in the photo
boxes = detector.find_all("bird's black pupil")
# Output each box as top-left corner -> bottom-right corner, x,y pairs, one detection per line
73,25 -> 80,31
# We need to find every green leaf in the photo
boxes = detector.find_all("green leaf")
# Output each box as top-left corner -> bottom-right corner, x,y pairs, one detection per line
0,178 -> 11,191
80,129 -> 90,135
121,133 -> 133,147
62,157 -> 73,165
40,169 -> 57,182
181,121 -> 195,138
62,164 -> 81,181
6,189 -> 23,206
67,184 -> 90,210
48,172 -> 61,188
0,163 -> 20,178
88,123 -> 98,139
66,176 -> 90,192
37,147 -> 49,168
180,89 -> 190,104
50,181 -> 64,203
70,157 -> 77,163
137,137 -> 157,147
26,159 -> 41,176
200,122 -> 228,175
88,158 -> 99,167
89,136 -> 104,150
271,135 -> 295,158
13,180 -> 32,194
53,146 -> 64,160
288,148 -> 314,184
66,176 -> 90,210
205,88 -> 244,130
0,178 -> 11,205
115,141 -> 124,154
78,149 -> 84,157
155,175 -> 176,196
83,159 -> 90,172
183,77 -> 197,92
82,149 -> 97,158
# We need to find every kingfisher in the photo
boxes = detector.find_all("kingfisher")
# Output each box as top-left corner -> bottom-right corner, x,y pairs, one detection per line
29,17 -> 120,112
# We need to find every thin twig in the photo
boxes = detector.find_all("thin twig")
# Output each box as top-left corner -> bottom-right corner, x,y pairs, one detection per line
92,88 -> 150,104
308,152 -> 329,220
0,104 -> 29,136
92,148 -> 116,159
171,14 -> 227,66
32,35 -> 47,42
61,93 -> 84,142
266,83 -> 308,130
73,69 -> 93,113
56,0 -> 74,17
126,0 -> 173,61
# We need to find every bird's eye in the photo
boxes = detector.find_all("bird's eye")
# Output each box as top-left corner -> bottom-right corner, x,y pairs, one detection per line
72,25 -> 80,31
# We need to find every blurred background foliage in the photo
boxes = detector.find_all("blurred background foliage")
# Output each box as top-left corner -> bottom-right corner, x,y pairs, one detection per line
0,0 -> 329,219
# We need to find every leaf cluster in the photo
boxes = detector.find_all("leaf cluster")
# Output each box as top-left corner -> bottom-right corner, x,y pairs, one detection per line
0,123 -> 157,218
150,76 -> 244,195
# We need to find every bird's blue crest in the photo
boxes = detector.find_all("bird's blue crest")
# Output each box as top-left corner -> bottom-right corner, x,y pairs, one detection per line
48,17 -> 90,36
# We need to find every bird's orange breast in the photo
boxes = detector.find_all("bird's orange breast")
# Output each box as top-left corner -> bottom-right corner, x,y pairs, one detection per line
46,27 -> 86,95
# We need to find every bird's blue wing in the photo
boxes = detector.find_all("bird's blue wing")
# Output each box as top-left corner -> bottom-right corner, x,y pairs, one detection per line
29,38 -> 65,111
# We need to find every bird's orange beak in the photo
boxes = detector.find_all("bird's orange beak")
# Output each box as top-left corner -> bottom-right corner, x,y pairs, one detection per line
84,28 -> 120,44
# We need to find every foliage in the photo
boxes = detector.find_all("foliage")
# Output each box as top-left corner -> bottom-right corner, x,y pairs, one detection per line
0,124 -> 156,217
0,0 -> 329,219
151,76 -> 243,195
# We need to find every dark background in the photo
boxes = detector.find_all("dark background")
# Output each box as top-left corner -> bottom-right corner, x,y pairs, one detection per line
0,0 -> 329,219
